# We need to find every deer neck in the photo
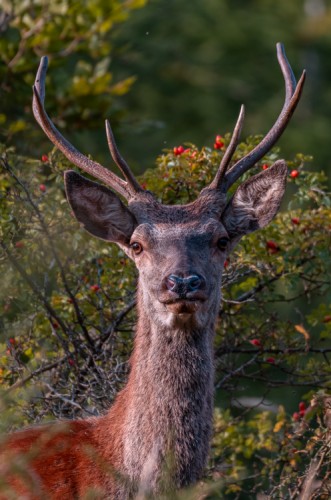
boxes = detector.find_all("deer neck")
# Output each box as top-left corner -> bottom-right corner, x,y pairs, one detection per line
120,282 -> 219,494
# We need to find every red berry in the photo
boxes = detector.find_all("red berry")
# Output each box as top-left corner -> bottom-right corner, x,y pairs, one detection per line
15,241 -> 24,248
266,357 -> 275,364
266,240 -> 280,254
90,284 -> 100,292
323,315 -> 331,323
183,148 -> 191,154
215,135 -> 224,145
52,322 -> 59,329
291,217 -> 300,225
9,338 -> 16,346
290,170 -> 299,178
266,240 -> 278,250
190,151 -> 197,159
140,182 -> 147,190
292,412 -> 300,421
173,146 -> 185,155
214,141 -> 224,150
68,358 -> 75,366
262,164 -> 269,170
41,155 -> 49,162
299,401 -> 306,412
39,184 -> 46,192
250,339 -> 262,347
224,259 -> 229,269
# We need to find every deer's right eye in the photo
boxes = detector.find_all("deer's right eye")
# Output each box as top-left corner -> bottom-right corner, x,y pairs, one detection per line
131,242 -> 143,255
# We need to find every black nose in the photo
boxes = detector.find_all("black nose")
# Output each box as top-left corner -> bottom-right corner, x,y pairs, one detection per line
165,274 -> 204,295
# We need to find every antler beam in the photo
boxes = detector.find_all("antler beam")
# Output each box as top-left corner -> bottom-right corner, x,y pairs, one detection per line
32,56 -> 142,200
207,43 -> 305,192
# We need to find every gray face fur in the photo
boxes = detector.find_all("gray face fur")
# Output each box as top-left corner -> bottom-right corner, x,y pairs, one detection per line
65,160 -> 287,331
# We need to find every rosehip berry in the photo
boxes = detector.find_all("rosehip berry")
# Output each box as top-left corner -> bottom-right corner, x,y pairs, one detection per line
9,338 -> 16,346
41,155 -> 49,162
215,135 -> 224,145
262,164 -> 269,170
39,184 -> 46,192
266,357 -> 275,364
250,339 -> 262,347
266,240 -> 280,253
290,170 -> 299,178
323,315 -> 331,323
214,141 -> 224,150
173,146 -> 185,155
291,217 -> 300,225
15,241 -> 24,248
299,401 -> 306,412
266,240 -> 278,250
90,284 -> 100,292
292,412 -> 300,421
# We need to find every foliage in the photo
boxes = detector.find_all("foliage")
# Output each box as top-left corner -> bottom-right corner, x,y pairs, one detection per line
0,0 -> 146,158
110,0 -> 331,179
0,134 -> 330,497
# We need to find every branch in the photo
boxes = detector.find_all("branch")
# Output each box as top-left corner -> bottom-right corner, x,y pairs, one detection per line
5,357 -> 67,393
1,156 -> 95,350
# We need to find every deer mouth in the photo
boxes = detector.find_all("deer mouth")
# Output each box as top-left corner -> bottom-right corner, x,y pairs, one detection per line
161,297 -> 206,315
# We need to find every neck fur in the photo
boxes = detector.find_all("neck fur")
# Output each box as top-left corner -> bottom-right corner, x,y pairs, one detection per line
117,285 -> 217,495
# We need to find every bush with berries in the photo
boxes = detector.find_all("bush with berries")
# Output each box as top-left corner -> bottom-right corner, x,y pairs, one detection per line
0,132 -> 331,497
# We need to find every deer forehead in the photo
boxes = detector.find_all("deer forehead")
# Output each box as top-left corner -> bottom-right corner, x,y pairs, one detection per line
131,219 -> 226,246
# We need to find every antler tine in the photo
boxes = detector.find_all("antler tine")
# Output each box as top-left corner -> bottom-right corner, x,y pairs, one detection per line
208,104 -> 245,191
32,57 -> 132,200
105,120 -> 142,193
223,43 -> 306,190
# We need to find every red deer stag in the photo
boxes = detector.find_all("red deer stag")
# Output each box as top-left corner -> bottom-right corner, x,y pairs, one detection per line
1,43 -> 305,499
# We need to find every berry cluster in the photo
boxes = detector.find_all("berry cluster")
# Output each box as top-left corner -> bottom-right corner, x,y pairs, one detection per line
292,401 -> 307,421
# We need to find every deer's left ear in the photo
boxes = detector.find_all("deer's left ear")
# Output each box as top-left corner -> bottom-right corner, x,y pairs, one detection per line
221,160 -> 287,238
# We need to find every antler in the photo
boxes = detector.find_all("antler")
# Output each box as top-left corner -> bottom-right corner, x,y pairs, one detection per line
32,56 -> 142,200
207,43 -> 306,192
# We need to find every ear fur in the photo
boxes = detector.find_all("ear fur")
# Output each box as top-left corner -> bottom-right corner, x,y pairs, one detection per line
64,170 -> 137,244
222,160 -> 287,238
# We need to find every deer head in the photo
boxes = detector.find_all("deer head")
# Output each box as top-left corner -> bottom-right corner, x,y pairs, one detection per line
32,43 -> 305,330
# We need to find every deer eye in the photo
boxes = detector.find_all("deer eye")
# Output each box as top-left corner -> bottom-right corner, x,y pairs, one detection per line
217,237 -> 229,251
131,242 -> 143,255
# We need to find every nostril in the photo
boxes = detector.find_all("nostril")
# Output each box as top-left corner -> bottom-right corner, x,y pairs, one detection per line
187,275 -> 202,291
166,274 -> 179,291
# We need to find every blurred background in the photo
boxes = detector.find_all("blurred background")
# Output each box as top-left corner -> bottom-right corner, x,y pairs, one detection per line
1,3 -> 331,494
1,0 -> 331,179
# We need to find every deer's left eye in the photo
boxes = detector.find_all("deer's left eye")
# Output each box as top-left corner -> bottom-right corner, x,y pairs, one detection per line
217,237 -> 229,251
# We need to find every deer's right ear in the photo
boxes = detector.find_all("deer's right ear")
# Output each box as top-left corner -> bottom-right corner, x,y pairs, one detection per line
64,171 -> 137,245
